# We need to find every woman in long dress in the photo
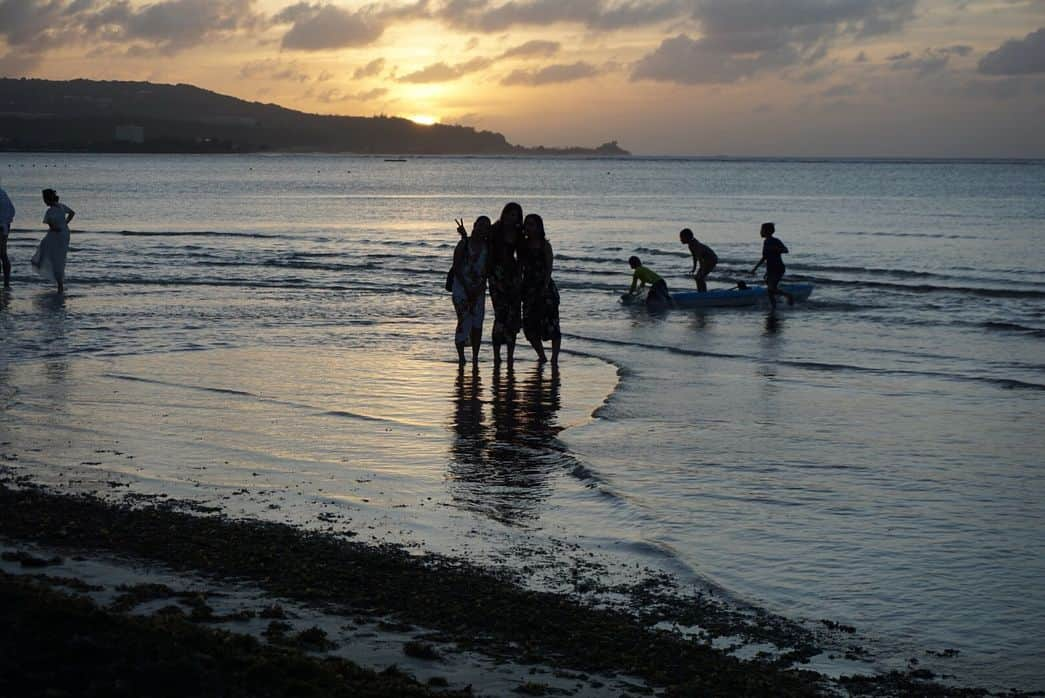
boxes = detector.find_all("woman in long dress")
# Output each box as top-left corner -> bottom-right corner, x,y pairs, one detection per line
32,188 -> 75,293
488,202 -> 523,368
452,216 -> 491,365
520,213 -> 561,365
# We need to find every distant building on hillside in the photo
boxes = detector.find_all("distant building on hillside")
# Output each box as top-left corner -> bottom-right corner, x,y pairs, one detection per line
114,124 -> 144,144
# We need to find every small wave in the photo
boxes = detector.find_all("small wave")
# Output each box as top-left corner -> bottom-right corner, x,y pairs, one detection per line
321,409 -> 397,424
88,229 -> 287,239
793,274 -> 1045,300
833,230 -> 984,240
982,321 -> 1045,338
562,332 -> 1045,392
633,247 -> 687,258
105,373 -> 258,398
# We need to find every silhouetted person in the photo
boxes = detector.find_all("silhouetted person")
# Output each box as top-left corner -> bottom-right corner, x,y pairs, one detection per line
680,228 -> 717,292
451,216 -> 491,365
489,202 -> 524,367
627,255 -> 671,305
520,214 -> 561,365
751,222 -> 794,309
31,189 -> 74,294
0,181 -> 14,288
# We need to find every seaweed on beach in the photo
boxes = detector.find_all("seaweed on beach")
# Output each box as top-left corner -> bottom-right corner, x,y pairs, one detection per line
0,571 -> 469,697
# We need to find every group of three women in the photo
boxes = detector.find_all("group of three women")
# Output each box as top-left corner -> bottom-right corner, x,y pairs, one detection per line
451,202 -> 561,368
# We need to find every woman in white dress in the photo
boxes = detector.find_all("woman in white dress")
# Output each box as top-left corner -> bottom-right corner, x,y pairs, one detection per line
32,188 -> 75,293
451,216 -> 491,365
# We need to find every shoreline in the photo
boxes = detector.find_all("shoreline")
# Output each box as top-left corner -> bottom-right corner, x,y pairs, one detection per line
0,477 -> 1008,697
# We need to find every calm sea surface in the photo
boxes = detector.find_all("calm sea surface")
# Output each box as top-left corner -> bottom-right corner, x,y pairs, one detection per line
1,153 -> 1043,690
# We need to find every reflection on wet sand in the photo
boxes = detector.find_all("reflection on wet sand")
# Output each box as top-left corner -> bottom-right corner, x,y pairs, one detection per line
35,293 -> 70,384
448,364 -> 565,526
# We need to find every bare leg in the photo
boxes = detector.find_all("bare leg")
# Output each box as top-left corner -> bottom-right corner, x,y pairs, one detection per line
528,332 -> 547,363
456,342 -> 466,365
697,274 -> 707,293
470,327 -> 482,363
506,337 -> 516,368
551,335 -> 561,365
1,237 -> 9,288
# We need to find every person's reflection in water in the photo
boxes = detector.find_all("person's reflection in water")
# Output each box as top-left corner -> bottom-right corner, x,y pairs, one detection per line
763,311 -> 783,336
517,364 -> 562,445
447,363 -> 563,526
449,366 -> 489,469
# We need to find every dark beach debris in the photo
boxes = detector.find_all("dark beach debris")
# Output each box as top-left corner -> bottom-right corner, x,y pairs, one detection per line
513,681 -> 561,696
294,626 -> 337,651
404,640 -> 442,661
0,572 -> 468,697
838,670 -> 989,697
0,482 -> 1020,697
820,619 -> 856,633
28,573 -> 105,592
1,550 -> 63,568
259,603 -> 288,619
110,582 -> 179,612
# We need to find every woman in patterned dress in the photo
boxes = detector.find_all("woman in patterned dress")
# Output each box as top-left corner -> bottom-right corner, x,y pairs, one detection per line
520,213 -> 561,365
488,202 -> 523,368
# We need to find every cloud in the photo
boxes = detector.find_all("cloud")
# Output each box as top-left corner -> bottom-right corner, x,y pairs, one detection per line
277,3 -> 386,50
353,57 -> 386,79
239,58 -> 311,82
979,27 -> 1045,75
957,77 -> 1028,100
822,82 -> 857,97
316,86 -> 389,103
82,0 -> 260,54
395,38 -> 561,84
0,0 -> 74,69
0,0 -> 66,47
631,34 -> 786,84
400,56 -> 493,82
888,46 -> 971,77
499,39 -> 560,59
500,61 -> 599,85
435,0 -> 686,32
631,0 -> 917,85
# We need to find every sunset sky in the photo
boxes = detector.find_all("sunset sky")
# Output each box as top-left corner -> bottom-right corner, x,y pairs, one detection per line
2,0 -> 1044,156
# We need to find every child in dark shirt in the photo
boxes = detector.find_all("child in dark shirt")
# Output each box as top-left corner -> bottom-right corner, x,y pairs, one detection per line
751,222 -> 794,308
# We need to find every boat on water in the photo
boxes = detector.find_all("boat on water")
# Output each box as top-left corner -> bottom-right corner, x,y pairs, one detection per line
621,283 -> 814,308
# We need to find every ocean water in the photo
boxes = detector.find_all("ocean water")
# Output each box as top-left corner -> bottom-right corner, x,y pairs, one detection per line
1,153 -> 1043,690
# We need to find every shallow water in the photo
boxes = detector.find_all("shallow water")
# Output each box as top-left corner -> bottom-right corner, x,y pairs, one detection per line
1,153 -> 1043,690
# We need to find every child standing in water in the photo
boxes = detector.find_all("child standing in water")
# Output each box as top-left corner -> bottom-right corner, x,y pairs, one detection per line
679,228 -> 717,292
627,256 -> 671,305
751,222 -> 794,308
